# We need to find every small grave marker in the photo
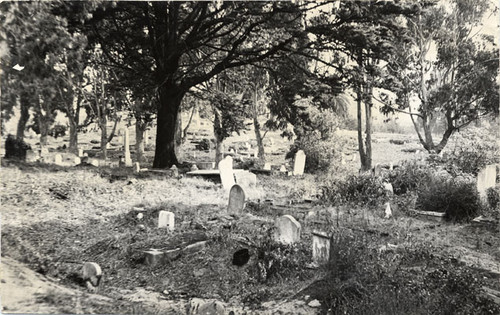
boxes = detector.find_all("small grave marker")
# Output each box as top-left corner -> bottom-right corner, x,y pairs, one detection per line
123,128 -> 132,167
82,262 -> 102,288
228,184 -> 245,213
312,231 -> 330,265
384,202 -> 392,219
158,211 -> 175,231
78,148 -> 84,157
477,164 -> 497,202
74,157 -> 81,165
274,215 -> 301,244
134,162 -> 140,173
263,163 -> 271,171
54,154 -> 63,166
293,150 -> 306,176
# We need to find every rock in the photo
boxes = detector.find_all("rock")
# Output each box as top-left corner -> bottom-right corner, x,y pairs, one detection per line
308,299 -> 321,308
144,250 -> 164,266
188,298 -> 225,315
183,241 -> 207,254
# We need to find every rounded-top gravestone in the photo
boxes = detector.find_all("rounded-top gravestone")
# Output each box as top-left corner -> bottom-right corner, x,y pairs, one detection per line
228,184 -> 245,213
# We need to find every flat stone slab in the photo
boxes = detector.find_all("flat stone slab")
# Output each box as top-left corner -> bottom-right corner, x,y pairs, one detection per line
411,210 -> 445,221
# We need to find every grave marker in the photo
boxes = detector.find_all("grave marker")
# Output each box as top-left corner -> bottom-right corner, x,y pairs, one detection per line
25,150 -> 39,163
218,156 -> 235,191
312,231 -> 330,265
477,165 -> 497,202
263,163 -> 271,171
54,154 -> 63,166
74,157 -> 81,165
158,211 -> 175,231
234,171 -> 257,188
82,262 -> 102,288
293,150 -> 306,176
228,184 -> 245,213
78,149 -> 84,157
274,215 -> 301,244
134,162 -> 140,173
123,128 -> 132,167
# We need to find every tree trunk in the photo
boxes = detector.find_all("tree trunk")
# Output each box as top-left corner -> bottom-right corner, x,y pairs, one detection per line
135,119 -> 146,163
153,85 -> 184,168
100,116 -> 107,160
356,89 -> 368,171
252,88 -> 265,163
175,106 -> 182,158
214,111 -> 224,166
363,84 -> 373,171
16,93 -> 30,141
37,95 -> 50,147
68,95 -> 80,155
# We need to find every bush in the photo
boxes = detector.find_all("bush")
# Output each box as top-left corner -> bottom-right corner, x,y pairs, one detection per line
383,161 -> 433,195
416,177 -> 482,222
486,187 -> 499,209
48,125 -> 67,138
322,174 -> 386,206
5,134 -> 31,160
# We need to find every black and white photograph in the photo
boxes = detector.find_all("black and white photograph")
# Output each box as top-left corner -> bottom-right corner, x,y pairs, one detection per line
1,0 -> 499,314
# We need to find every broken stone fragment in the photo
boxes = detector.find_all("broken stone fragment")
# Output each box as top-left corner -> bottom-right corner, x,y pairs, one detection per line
82,262 -> 102,288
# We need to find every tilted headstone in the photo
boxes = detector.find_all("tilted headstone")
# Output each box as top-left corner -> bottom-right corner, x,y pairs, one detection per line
158,210 -> 175,231
54,154 -> 63,166
218,156 -> 235,191
82,262 -> 102,287
312,231 -> 330,265
228,184 -> 245,213
477,165 -> 497,202
123,128 -> 132,167
274,215 -> 301,244
293,150 -> 306,176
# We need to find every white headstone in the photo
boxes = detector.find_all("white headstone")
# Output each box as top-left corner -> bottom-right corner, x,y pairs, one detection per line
383,182 -> 393,195
253,148 -> 258,158
74,157 -> 81,165
90,159 -> 99,167
228,184 -> 245,213
312,232 -> 330,265
234,171 -> 257,188
274,215 -> 301,244
40,147 -> 49,156
280,165 -> 287,172
78,149 -> 84,157
293,150 -> 306,176
123,128 -> 132,167
158,211 -> 175,231
263,163 -> 271,171
54,154 -> 63,166
134,162 -> 140,173
477,165 -> 497,202
25,150 -> 39,163
218,156 -> 235,191
384,202 -> 392,219
389,162 -> 393,171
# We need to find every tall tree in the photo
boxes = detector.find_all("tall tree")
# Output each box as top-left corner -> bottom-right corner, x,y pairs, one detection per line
380,0 -> 499,153
83,1 -> 310,168
307,1 -> 422,171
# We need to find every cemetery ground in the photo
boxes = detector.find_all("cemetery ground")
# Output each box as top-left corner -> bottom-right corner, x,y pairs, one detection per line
1,130 -> 500,314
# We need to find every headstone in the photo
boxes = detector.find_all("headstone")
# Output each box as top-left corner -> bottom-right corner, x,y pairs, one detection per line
274,215 -> 301,244
228,185 -> 245,213
234,171 -> 257,187
78,149 -> 84,157
170,165 -> 179,177
54,154 -> 63,166
477,165 -> 497,202
74,157 -> 81,165
89,159 -> 98,167
144,250 -> 164,266
383,182 -> 394,195
312,231 -> 330,265
25,150 -> 39,163
191,164 -> 199,171
253,148 -> 258,158
389,162 -> 393,171
293,150 -> 306,176
279,165 -> 287,173
82,262 -> 102,287
40,147 -> 49,156
374,164 -> 383,176
134,162 -> 140,173
263,163 -> 271,171
384,202 -> 392,219
218,156 -> 235,191
123,128 -> 132,167
158,211 -> 175,231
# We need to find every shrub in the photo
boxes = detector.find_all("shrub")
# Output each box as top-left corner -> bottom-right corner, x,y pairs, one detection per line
486,187 -> 499,209
383,161 -> 433,195
322,173 -> 386,205
48,125 -> 67,138
416,177 -> 482,222
5,134 -> 31,160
